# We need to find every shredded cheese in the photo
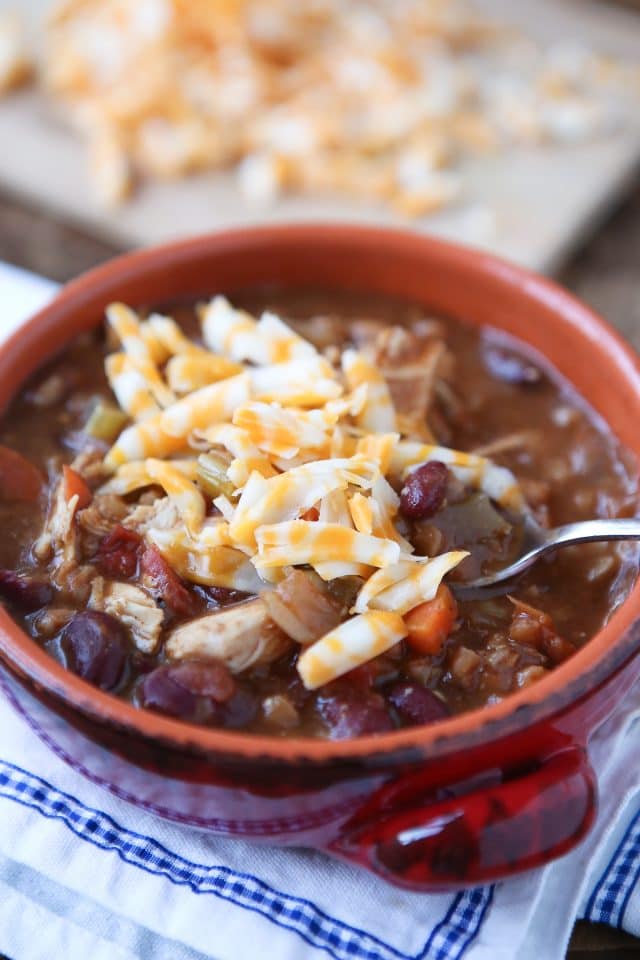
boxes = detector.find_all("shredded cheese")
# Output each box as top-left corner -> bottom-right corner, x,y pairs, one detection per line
229,457 -> 378,549
106,353 -> 175,419
298,612 -> 407,690
342,349 -> 396,433
354,551 -> 469,615
102,459 -> 204,536
255,521 -> 401,575
96,295 -> 527,690
160,373 -> 252,437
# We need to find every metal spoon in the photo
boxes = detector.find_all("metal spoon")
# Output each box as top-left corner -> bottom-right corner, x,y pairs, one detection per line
453,516 -> 640,601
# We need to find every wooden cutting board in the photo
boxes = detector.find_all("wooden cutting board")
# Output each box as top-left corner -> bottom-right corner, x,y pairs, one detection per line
0,0 -> 638,273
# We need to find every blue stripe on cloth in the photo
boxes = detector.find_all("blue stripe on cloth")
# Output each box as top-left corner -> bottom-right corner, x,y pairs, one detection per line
582,806 -> 640,928
0,758 -> 493,960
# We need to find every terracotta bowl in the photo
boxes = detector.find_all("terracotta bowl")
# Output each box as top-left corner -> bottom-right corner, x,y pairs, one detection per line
1,224 -> 639,890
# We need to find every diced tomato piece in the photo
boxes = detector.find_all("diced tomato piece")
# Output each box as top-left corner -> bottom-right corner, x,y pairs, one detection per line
140,545 -> 201,618
0,445 -> 43,503
405,584 -> 458,656
63,464 -> 92,509
94,525 -> 143,580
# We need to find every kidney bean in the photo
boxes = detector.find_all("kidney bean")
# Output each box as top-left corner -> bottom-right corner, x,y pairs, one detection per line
483,344 -> 542,386
319,689 -> 394,739
387,682 -> 449,725
137,665 -> 199,719
94,525 -> 143,579
169,660 -> 236,702
60,610 -> 128,691
0,570 -> 53,611
137,662 -> 253,727
400,461 -> 449,520
223,688 -> 260,729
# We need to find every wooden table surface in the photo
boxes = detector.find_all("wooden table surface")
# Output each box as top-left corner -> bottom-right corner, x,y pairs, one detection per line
0,178 -> 639,959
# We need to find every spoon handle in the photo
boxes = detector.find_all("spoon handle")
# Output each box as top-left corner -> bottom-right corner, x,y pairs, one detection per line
547,518 -> 640,548
454,516 -> 640,599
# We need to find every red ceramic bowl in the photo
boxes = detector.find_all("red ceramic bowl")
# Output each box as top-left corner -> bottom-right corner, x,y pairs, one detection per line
1,225 -> 639,891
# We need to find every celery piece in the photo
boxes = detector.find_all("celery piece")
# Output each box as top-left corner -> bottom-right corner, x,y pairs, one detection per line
197,452 -> 235,499
84,401 -> 129,442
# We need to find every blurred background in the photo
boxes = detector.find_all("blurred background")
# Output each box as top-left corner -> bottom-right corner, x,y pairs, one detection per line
0,0 -> 638,274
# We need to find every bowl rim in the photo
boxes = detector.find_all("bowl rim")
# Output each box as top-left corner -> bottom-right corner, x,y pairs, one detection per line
1,221 -> 639,764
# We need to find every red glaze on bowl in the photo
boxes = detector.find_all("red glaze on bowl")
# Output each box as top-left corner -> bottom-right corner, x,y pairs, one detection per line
1,225 -> 639,890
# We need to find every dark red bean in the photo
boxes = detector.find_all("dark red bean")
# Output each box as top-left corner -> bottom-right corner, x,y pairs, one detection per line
137,663 -> 252,727
130,650 -> 157,676
0,570 -> 53,611
60,610 -> 128,691
400,461 -> 449,520
387,682 -> 449,726
94,525 -> 143,580
140,546 -> 201,618
319,690 -> 394,739
169,660 -> 236,702
483,344 -> 542,386
137,665 -> 199,719
222,688 -> 259,729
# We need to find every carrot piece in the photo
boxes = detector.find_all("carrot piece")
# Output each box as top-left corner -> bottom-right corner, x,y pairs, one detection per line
404,584 -> 458,656
0,445 -> 43,502
63,464 -> 92,509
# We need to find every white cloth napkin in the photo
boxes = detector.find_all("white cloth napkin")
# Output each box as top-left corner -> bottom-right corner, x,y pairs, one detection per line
1,261 -> 640,960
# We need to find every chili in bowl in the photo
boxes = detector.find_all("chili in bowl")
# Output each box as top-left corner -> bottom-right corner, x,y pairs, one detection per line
0,225 -> 638,889
0,288 -> 636,738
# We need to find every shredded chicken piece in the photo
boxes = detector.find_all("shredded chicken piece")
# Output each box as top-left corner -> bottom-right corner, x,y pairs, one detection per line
355,326 -> 450,442
28,374 -> 67,408
165,598 -> 291,673
89,577 -> 163,653
32,476 -> 98,601
124,496 -> 180,535
386,341 -> 448,442
71,447 -> 112,484
369,326 -> 422,366
33,478 -> 78,563
77,493 -> 129,537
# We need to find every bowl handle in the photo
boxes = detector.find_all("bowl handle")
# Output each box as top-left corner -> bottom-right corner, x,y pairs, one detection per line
330,747 -> 596,890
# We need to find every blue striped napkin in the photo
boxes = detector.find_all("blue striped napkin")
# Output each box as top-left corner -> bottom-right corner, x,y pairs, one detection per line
1,261 -> 639,960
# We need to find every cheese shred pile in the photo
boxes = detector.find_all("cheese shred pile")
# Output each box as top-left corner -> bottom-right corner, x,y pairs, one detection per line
99,297 -> 523,689
37,0 -> 640,211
